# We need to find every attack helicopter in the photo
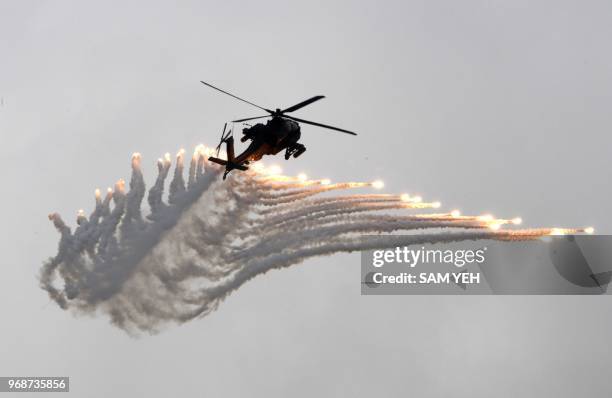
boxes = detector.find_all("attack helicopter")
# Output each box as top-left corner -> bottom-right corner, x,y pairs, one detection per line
201,81 -> 356,179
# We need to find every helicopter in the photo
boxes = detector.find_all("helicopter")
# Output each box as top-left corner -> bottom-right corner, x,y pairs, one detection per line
201,81 -> 356,179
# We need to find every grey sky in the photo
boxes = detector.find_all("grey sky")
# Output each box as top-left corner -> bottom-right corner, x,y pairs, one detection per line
1,0 -> 611,396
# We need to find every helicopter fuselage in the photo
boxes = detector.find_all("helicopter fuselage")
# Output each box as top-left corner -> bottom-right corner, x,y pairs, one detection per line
235,116 -> 303,163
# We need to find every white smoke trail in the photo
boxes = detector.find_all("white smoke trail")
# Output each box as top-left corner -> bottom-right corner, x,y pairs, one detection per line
257,194 -> 401,215
168,149 -> 186,203
257,200 -> 439,231
41,146 -> 590,334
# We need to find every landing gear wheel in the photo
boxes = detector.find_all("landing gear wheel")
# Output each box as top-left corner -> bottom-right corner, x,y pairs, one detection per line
285,144 -> 307,160
292,144 -> 306,158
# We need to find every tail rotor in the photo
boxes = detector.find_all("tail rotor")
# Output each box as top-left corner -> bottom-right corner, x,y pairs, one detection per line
215,123 -> 232,157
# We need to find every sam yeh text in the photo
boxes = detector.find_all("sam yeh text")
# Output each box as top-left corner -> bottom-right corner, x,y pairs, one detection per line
372,272 -> 481,285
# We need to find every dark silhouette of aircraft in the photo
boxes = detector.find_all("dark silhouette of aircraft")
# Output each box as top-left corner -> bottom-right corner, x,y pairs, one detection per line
201,81 -> 356,179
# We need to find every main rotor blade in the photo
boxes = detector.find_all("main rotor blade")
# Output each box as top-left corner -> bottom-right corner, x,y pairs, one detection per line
281,95 -> 325,113
232,115 -> 270,123
201,81 -> 273,113
283,115 -> 356,136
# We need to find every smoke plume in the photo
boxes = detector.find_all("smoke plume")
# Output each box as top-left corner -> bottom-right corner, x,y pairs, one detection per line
41,146 -> 588,334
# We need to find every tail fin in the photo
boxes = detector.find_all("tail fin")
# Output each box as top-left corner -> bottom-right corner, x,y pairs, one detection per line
225,136 -> 235,162
208,136 -> 235,167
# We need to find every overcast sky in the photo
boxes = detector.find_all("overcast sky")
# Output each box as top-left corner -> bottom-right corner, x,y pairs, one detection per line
1,1 -> 611,396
